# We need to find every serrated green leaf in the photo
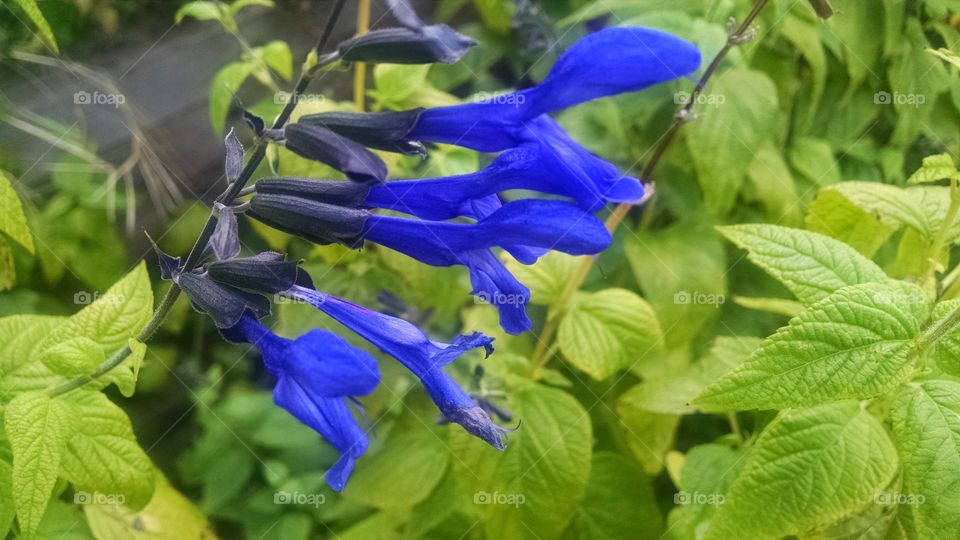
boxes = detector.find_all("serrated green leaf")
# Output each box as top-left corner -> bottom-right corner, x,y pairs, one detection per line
558,288 -> 662,380
930,299 -> 960,376
58,391 -> 155,510
697,281 -> 929,410
719,224 -> 887,306
571,452 -> 663,540
449,383 -> 592,540
40,262 -> 153,367
616,402 -> 678,475
705,402 -> 898,539
84,471 -> 212,539
41,337 -> 105,378
686,68 -> 780,215
0,171 -> 35,254
828,182 -> 957,240
11,0 -> 59,53
506,251 -> 580,306
889,380 -> 960,536
0,315 -> 67,401
907,153 -> 958,185
210,61 -> 254,134
5,392 -> 72,539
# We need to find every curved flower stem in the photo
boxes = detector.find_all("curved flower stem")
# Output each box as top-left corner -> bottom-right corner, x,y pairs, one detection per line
528,0 -> 770,376
48,0 -> 350,398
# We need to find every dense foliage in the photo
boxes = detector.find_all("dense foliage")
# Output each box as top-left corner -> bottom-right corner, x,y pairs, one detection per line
3,0 -> 960,539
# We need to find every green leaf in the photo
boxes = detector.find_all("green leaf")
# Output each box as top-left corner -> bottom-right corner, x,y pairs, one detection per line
931,300 -> 960,376
719,224 -> 887,305
0,237 -> 15,292
789,136 -> 841,186
449,383 -> 592,540
10,0 -> 59,53
58,391 -> 155,511
570,452 -> 663,540
806,186 -> 895,258
228,0 -> 274,17
0,315 -> 66,401
506,251 -> 580,307
558,288 -> 663,380
472,0 -> 514,34
908,153 -> 959,185
732,296 -> 804,318
210,61 -> 254,134
889,380 -> 960,536
40,262 -> 153,368
666,443 -> 745,540
744,144 -> 802,225
828,0 -> 883,89
705,402 -> 898,539
0,171 -> 35,254
0,459 -> 13,538
255,40 -> 293,81
615,404 -> 678,475
5,392 -> 72,539
697,281 -> 930,410
343,420 -> 450,511
685,68 -> 780,215
828,182 -> 955,240
373,64 -> 431,104
175,1 -> 226,25
84,471 -> 213,539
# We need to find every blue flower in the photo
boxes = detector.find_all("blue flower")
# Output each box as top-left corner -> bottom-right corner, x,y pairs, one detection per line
407,26 -> 701,151
285,286 -> 509,449
223,315 -> 380,491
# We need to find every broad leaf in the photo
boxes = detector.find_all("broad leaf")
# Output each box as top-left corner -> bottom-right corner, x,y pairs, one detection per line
908,153 -> 958,185
697,281 -> 929,410
5,392 -> 72,540
667,443 -> 745,540
719,224 -> 887,305
889,380 -> 960,537
0,316 -> 66,401
705,402 -> 898,539
570,452 -> 663,540
558,288 -> 663,380
506,251 -> 580,307
450,383 -> 592,540
0,171 -> 34,254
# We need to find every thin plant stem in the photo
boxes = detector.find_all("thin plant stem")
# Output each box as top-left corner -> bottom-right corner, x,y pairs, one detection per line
48,0 -> 350,397
528,0 -> 770,375
354,0 -> 372,111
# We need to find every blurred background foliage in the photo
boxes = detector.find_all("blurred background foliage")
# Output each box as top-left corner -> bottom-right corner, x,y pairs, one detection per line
2,0 -> 960,538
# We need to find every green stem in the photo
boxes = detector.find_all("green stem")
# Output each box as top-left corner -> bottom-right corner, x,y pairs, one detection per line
47,0 -> 350,398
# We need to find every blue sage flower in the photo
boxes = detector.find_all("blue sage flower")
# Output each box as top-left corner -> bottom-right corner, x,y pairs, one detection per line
223,315 -> 380,491
407,26 -> 700,152
284,286 -> 508,449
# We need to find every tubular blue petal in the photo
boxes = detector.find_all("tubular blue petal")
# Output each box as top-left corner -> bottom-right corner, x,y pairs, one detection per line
286,287 -> 507,449
223,315 -> 378,491
407,26 -> 700,150
362,199 -> 612,266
